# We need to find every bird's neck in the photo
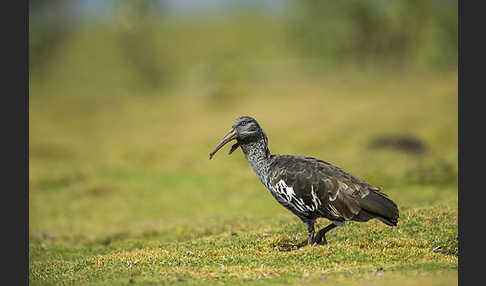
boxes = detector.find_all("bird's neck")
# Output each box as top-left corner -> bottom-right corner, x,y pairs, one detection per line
240,138 -> 271,186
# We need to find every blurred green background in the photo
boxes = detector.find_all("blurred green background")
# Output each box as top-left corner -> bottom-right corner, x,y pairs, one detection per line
29,1 -> 457,285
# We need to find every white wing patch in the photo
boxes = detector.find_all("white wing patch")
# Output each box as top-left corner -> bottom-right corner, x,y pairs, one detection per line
310,185 -> 322,209
327,203 -> 341,217
271,180 -> 322,214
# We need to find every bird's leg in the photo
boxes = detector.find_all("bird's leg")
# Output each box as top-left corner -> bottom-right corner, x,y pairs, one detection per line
305,221 -> 315,246
313,223 -> 337,245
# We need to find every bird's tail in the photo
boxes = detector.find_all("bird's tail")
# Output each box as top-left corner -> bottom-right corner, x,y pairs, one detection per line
356,189 -> 399,226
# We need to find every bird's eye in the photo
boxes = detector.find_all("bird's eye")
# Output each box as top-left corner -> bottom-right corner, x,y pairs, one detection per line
241,121 -> 248,126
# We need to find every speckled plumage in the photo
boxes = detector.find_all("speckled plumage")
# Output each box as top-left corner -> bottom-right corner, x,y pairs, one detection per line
210,116 -> 399,245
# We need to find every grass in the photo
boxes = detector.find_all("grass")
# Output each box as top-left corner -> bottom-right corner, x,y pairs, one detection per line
29,66 -> 457,285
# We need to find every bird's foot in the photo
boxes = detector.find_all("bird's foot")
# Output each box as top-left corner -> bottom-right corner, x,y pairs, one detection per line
307,231 -> 315,246
309,237 -> 327,246
311,234 -> 328,246
312,239 -> 327,246
311,241 -> 327,246
307,237 -> 314,246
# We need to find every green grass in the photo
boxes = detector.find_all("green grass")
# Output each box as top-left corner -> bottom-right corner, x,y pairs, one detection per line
29,67 -> 457,285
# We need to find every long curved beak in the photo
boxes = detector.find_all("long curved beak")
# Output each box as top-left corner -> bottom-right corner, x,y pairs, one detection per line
209,128 -> 238,160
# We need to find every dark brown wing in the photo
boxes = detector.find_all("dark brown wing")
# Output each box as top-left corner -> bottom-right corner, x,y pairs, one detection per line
267,155 -> 398,225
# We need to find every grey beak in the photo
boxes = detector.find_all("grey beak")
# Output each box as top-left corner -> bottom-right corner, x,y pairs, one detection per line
209,128 -> 238,160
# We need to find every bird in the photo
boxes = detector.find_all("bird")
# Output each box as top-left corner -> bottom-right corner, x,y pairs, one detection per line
209,116 -> 399,246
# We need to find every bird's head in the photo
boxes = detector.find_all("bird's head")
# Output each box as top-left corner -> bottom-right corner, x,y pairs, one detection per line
209,116 -> 267,160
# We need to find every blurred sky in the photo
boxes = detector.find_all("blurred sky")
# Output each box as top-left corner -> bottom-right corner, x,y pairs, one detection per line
32,0 -> 456,19
31,0 -> 292,22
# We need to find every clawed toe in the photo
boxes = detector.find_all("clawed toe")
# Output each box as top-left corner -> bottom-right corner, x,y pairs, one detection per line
306,223 -> 335,247
310,237 -> 327,246
308,238 -> 327,246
